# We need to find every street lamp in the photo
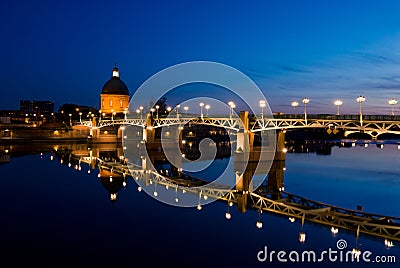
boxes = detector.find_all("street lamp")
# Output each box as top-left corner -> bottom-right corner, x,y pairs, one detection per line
388,98 -> 398,116
291,101 -> 299,115
176,104 -> 180,119
199,102 -> 204,119
79,112 -> 82,123
124,108 -> 128,120
259,100 -> 266,120
302,97 -> 310,122
150,108 -> 155,117
68,113 -> 72,125
356,96 -> 365,125
228,101 -> 235,119
99,110 -> 102,121
136,109 -> 140,119
167,106 -> 172,113
205,104 -> 210,116
183,106 -> 189,116
334,100 -> 343,115
155,105 -> 160,120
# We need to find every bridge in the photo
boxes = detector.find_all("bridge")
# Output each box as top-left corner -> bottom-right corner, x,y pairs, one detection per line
78,113 -> 400,139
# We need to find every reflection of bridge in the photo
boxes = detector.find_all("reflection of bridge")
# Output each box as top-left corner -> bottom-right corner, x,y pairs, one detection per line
66,144 -> 400,243
79,113 -> 400,139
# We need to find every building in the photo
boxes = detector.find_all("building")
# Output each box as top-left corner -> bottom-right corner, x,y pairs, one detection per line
100,65 -> 130,114
20,100 -> 54,114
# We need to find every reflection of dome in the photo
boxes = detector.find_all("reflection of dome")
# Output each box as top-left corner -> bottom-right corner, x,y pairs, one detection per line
101,67 -> 129,95
99,169 -> 125,202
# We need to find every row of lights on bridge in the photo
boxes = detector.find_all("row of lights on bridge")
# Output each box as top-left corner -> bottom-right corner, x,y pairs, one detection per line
290,96 -> 398,116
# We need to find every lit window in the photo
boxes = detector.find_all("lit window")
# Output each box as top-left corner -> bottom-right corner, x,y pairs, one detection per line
120,99 -> 123,108
109,99 -> 113,107
102,99 -> 104,108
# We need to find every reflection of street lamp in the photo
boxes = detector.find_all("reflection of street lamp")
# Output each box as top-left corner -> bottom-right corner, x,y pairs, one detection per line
356,96 -> 365,125
205,104 -> 210,116
302,98 -> 310,122
291,101 -> 299,115
259,100 -> 266,120
155,105 -> 160,120
199,103 -> 204,119
388,98 -> 398,116
334,100 -> 343,115
79,112 -> 82,123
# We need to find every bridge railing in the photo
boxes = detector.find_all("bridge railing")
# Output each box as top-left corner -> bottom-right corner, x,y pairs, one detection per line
273,114 -> 400,121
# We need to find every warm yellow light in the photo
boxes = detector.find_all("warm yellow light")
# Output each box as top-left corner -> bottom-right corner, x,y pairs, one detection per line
225,212 -> 232,220
330,227 -> 339,235
299,232 -> 306,243
197,204 -> 202,210
356,96 -> 366,103
256,221 -> 263,229
334,100 -> 343,106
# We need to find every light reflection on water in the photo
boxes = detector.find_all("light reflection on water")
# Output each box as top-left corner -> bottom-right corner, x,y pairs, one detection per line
0,140 -> 399,267
286,143 -> 400,216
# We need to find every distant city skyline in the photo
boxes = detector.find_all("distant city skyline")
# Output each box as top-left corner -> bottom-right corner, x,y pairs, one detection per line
1,1 -> 400,115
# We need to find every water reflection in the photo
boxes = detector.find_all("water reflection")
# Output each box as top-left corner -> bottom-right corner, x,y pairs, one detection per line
2,138 -> 400,246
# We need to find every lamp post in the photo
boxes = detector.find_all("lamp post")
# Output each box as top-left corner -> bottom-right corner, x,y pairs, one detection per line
79,112 -> 82,123
183,106 -> 189,116
99,110 -> 102,121
356,96 -> 365,126
228,101 -> 235,120
68,113 -> 72,126
136,109 -> 140,119
388,98 -> 398,116
139,106 -> 144,119
259,100 -> 266,120
291,101 -> 299,115
199,102 -> 204,119
302,97 -> 310,123
205,104 -> 210,116
334,100 -> 343,115
155,105 -> 160,120
176,104 -> 180,119
150,108 -> 155,118
124,108 -> 128,120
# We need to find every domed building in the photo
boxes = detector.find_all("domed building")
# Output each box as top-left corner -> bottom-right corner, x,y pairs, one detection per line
100,65 -> 130,114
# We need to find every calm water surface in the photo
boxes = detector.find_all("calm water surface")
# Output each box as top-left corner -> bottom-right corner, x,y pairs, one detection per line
0,141 -> 399,267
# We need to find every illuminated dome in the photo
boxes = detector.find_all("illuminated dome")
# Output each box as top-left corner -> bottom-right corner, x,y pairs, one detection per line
101,66 -> 129,95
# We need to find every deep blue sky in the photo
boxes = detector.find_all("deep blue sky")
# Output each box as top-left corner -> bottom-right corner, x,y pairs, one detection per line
1,0 -> 400,114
